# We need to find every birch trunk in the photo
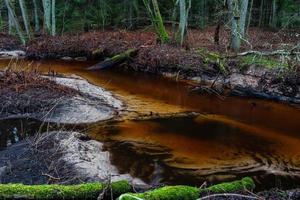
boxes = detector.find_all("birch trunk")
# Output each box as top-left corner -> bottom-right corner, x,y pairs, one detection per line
246,0 -> 253,33
4,0 -> 26,44
178,0 -> 191,45
270,0 -> 277,28
51,0 -> 56,36
42,0 -> 51,33
33,0 -> 39,33
227,0 -> 240,52
239,0 -> 249,37
0,1 -> 2,31
18,0 -> 31,38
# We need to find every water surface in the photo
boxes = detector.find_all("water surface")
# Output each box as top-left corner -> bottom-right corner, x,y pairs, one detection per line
0,59 -> 300,189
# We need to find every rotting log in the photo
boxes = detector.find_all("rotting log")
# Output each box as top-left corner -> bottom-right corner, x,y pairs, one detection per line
0,180 -> 131,200
118,177 -> 255,200
88,49 -> 137,70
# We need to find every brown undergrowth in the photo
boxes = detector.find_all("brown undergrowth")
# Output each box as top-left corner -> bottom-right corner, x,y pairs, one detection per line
0,64 -> 76,116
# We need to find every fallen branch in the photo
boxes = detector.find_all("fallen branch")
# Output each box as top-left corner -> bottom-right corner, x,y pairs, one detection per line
237,49 -> 300,57
88,49 -> 138,70
0,181 -> 131,200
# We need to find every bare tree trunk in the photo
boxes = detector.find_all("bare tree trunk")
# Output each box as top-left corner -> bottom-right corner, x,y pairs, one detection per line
171,0 -> 177,40
270,0 -> 277,28
177,0 -> 191,45
42,0 -> 51,33
19,0 -> 31,38
199,0 -> 206,29
33,0 -> 40,33
0,1 -> 3,31
227,0 -> 240,52
4,0 -> 26,44
258,0 -> 264,27
239,0 -> 249,37
143,0 -> 169,43
51,0 -> 56,36
246,0 -> 253,33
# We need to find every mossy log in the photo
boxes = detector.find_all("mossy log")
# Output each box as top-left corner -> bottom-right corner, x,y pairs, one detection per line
202,177 -> 255,194
118,177 -> 255,200
88,49 -> 137,70
0,180 -> 131,200
118,185 -> 199,200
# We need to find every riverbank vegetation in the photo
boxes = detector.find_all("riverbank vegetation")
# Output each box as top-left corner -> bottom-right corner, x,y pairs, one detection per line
0,178 -> 256,200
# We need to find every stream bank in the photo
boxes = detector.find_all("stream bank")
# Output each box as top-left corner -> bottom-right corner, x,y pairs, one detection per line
1,31 -> 299,105
0,69 -> 122,124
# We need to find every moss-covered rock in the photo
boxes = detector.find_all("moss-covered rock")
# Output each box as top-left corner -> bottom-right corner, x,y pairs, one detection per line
0,180 -> 131,200
202,177 -> 255,194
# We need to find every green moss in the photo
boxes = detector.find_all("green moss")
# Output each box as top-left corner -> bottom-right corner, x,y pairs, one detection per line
0,180 -> 131,200
202,177 -> 255,194
197,48 -> 228,74
119,177 -> 255,200
240,55 -> 287,69
119,186 -> 199,200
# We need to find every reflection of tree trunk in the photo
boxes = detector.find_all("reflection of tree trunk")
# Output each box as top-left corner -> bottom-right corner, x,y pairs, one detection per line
4,0 -> 26,44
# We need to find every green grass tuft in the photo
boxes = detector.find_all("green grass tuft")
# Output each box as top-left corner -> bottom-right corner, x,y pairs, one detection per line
240,55 -> 287,69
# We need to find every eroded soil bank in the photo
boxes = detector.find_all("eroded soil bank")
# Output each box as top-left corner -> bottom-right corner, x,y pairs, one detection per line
0,29 -> 299,105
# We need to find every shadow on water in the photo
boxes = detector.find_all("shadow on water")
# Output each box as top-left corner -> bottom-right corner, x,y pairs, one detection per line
0,59 -> 300,190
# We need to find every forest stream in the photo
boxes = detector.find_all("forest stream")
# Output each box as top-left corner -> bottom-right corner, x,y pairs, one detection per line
0,59 -> 300,191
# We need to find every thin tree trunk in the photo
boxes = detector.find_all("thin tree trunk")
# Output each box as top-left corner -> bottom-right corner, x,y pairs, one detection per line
33,0 -> 39,33
177,0 -> 191,45
178,0 -> 186,45
151,0 -> 169,43
0,1 -> 2,31
143,0 -> 169,43
199,0 -> 206,29
239,0 -> 249,37
270,0 -> 277,28
4,0 -> 26,44
42,0 -> 51,33
61,0 -> 68,35
227,0 -> 240,52
258,0 -> 264,27
51,0 -> 56,36
18,0 -> 31,38
171,0 -> 177,40
246,0 -> 253,33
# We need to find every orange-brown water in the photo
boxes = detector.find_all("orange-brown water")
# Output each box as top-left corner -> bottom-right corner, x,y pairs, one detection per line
1,59 -> 300,189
